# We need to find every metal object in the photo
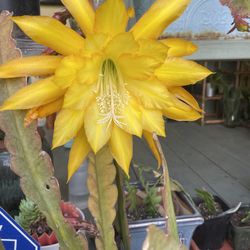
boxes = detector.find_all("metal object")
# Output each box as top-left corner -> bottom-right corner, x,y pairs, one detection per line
217,202 -> 242,218
128,192 -> 204,249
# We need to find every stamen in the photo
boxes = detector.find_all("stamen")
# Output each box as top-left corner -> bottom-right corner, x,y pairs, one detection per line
96,59 -> 129,128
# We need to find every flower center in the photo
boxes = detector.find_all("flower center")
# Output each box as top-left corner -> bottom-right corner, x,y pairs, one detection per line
96,59 -> 129,128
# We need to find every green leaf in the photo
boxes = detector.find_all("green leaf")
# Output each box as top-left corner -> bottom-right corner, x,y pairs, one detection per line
0,13 -> 88,250
87,146 -> 118,250
143,225 -> 187,250
195,189 -> 216,215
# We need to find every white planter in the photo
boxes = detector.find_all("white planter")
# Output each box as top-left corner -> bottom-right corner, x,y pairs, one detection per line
41,243 -> 59,250
206,82 -> 215,97
69,160 -> 89,210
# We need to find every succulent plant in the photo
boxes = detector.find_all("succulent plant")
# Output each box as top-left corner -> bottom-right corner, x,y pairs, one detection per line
15,199 -> 98,246
15,199 -> 44,233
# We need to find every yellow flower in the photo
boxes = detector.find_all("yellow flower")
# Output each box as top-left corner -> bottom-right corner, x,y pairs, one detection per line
0,0 -> 212,179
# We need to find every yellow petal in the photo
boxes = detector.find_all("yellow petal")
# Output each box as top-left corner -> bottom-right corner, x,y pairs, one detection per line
0,77 -> 65,111
13,16 -> 85,56
127,7 -> 135,18
77,54 -> 102,84
105,33 -> 139,60
163,106 -> 201,121
24,98 -> 63,126
119,54 -> 159,80
54,55 -> 85,89
84,33 -> 110,55
63,83 -> 95,110
141,108 -> 165,136
143,131 -> 161,167
0,56 -> 62,78
169,86 -> 201,111
95,0 -> 128,36
155,58 -> 212,87
67,128 -> 91,181
53,109 -> 85,148
36,98 -> 63,117
84,101 -> 112,153
167,93 -> 196,112
120,97 -> 142,137
126,78 -> 171,109
137,39 -> 168,63
161,38 -> 198,57
110,125 -> 132,175
61,0 -> 94,35
131,0 -> 191,40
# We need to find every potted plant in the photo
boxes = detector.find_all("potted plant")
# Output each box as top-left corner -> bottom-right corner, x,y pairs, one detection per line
205,73 -> 223,98
0,0 -> 212,248
240,83 -> 250,127
192,189 -> 232,250
15,199 -> 97,249
229,204 -> 250,250
223,84 -> 242,127
124,165 -> 204,249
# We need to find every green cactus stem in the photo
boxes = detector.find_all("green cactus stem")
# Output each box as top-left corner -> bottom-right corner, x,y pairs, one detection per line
0,12 -> 87,250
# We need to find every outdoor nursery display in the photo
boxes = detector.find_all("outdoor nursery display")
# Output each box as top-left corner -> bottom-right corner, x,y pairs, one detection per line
0,0 -> 213,249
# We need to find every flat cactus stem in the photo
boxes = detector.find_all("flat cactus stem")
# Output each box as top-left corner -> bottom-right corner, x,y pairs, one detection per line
0,239 -> 4,250
143,225 -> 187,250
152,133 -> 179,242
87,146 -> 118,250
0,12 -> 88,250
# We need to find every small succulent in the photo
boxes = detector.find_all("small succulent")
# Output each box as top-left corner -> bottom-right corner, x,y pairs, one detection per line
15,199 -> 45,233
125,164 -> 163,220
15,198 -> 98,246
195,189 -> 217,215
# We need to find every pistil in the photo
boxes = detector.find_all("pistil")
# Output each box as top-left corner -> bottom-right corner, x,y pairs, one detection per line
96,59 -> 129,128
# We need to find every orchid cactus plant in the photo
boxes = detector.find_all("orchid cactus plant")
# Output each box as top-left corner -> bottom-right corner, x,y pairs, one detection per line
0,0 -> 212,249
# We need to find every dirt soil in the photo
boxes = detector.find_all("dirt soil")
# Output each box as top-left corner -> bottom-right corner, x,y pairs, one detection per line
231,207 -> 250,227
198,201 -> 223,220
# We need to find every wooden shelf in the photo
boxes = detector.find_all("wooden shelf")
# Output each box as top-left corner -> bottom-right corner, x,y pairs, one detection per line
196,61 -> 225,126
194,60 -> 250,126
220,70 -> 250,75
196,94 -> 223,101
204,119 -> 224,124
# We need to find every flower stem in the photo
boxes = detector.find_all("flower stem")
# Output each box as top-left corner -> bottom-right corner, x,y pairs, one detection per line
153,133 -> 179,242
115,163 -> 131,250
0,239 -> 4,250
87,147 -> 118,250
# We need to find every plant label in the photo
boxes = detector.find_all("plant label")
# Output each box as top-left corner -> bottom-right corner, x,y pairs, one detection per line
0,208 -> 40,250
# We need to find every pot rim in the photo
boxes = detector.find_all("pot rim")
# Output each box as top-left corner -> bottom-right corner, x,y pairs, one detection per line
41,242 -> 59,249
